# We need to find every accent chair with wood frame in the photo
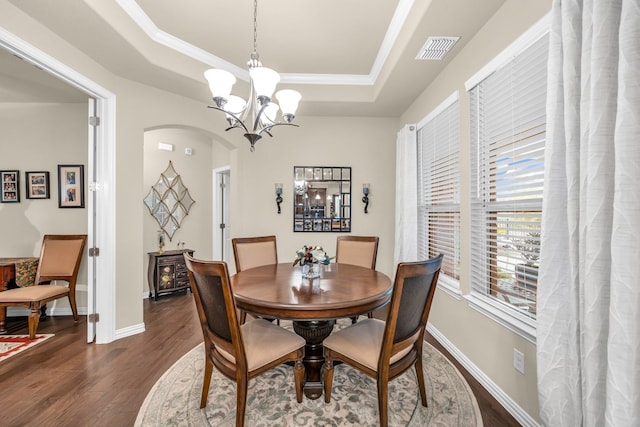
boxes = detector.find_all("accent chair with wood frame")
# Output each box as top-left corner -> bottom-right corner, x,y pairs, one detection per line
231,235 -> 278,324
184,254 -> 305,426
335,235 -> 379,322
322,254 -> 444,427
0,234 -> 87,339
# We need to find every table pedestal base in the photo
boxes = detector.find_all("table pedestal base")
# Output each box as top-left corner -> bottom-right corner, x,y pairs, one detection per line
293,319 -> 336,400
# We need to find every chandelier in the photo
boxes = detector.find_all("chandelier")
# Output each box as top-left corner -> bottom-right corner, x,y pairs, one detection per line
204,0 -> 302,151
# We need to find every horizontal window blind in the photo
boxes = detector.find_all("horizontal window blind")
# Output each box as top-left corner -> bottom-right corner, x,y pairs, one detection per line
469,34 -> 548,319
417,96 -> 460,281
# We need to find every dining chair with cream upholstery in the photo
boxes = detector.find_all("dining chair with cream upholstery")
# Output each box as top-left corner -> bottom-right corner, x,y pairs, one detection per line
322,254 -> 444,427
232,235 -> 278,273
232,235 -> 278,324
184,254 -> 305,427
335,235 -> 379,322
0,234 -> 87,339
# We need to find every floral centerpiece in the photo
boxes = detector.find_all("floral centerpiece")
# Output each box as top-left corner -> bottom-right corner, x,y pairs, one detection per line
293,245 -> 334,279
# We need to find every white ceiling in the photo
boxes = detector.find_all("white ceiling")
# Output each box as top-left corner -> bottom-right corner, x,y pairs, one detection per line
1,0 -> 505,116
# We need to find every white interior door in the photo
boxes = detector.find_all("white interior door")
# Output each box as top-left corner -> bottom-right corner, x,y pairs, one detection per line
86,98 -> 97,343
213,167 -> 232,265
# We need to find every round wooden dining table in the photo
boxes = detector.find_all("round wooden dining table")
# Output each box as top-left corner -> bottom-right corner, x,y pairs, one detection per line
231,262 -> 392,399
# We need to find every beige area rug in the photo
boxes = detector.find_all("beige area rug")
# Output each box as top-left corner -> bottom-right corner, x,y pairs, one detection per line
136,320 -> 482,426
0,334 -> 54,363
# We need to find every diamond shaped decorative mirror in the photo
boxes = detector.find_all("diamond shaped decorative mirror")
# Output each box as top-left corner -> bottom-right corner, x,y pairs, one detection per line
144,161 -> 195,241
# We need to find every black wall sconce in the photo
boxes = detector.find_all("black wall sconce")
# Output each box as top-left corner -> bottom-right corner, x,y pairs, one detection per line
362,183 -> 370,213
275,183 -> 283,214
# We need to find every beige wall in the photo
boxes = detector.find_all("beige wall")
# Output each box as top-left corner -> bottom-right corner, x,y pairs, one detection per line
228,115 -> 399,278
400,0 -> 552,421
0,102 -> 89,312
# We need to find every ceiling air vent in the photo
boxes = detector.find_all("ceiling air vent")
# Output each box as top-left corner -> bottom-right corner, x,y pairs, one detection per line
416,36 -> 460,60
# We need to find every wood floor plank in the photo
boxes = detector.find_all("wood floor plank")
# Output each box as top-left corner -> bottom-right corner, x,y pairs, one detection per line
0,294 -> 521,426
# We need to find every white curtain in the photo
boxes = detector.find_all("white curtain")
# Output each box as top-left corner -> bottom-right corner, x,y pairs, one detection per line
394,124 -> 418,270
537,0 -> 640,426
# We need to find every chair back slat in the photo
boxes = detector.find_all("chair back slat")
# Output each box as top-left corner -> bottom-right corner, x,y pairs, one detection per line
38,240 -> 84,276
383,254 -> 443,354
335,236 -> 379,269
35,235 -> 87,284
184,255 -> 242,360
190,270 -> 232,341
232,236 -> 278,272
394,272 -> 438,341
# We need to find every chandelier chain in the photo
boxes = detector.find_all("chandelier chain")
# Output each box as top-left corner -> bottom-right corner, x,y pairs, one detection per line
252,0 -> 259,62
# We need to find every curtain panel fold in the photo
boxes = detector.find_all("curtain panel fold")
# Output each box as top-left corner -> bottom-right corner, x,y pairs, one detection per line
537,0 -> 640,425
394,124 -> 418,270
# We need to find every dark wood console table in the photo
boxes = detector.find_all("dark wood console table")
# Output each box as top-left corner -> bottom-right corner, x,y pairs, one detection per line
147,249 -> 194,301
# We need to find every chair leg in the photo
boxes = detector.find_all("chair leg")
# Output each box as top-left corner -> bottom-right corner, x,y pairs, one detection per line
377,378 -> 389,427
200,358 -> 214,408
322,354 -> 334,403
68,293 -> 79,321
239,310 -> 247,325
415,356 -> 428,407
350,316 -> 357,324
28,303 -> 42,340
236,377 -> 248,427
293,357 -> 305,403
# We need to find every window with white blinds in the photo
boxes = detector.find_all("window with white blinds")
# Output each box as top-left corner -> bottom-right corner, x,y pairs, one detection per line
469,33 -> 548,320
417,94 -> 460,285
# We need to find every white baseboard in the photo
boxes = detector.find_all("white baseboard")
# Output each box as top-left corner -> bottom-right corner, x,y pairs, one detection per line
115,322 -> 146,340
426,322 -> 540,427
7,306 -> 146,342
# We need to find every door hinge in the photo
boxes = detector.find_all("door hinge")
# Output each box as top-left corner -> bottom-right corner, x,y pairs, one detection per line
89,116 -> 100,126
89,247 -> 100,257
88,313 -> 100,322
89,182 -> 101,191
219,223 -> 226,229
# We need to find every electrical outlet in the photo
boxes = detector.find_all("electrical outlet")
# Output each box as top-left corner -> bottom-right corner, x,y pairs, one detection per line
513,348 -> 525,374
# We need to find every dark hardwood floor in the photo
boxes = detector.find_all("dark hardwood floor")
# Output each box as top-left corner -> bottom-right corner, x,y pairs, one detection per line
0,294 -> 520,426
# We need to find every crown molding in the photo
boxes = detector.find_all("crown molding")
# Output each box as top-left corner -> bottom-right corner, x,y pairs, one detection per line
116,0 -> 415,87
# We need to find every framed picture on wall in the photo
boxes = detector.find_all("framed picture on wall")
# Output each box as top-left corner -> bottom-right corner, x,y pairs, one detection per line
0,170 -> 20,203
58,164 -> 85,208
25,171 -> 50,199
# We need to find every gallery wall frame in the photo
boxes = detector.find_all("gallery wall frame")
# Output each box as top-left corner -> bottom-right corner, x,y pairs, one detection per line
1,170 -> 20,203
58,164 -> 85,208
25,171 -> 50,199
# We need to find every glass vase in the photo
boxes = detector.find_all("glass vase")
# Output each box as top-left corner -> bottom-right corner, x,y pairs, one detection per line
302,263 -> 321,279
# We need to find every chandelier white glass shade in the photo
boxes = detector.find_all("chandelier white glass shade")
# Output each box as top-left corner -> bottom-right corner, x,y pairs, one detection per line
204,0 -> 301,151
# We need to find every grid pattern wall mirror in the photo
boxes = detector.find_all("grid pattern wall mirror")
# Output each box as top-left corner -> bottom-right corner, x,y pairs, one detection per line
294,166 -> 351,232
